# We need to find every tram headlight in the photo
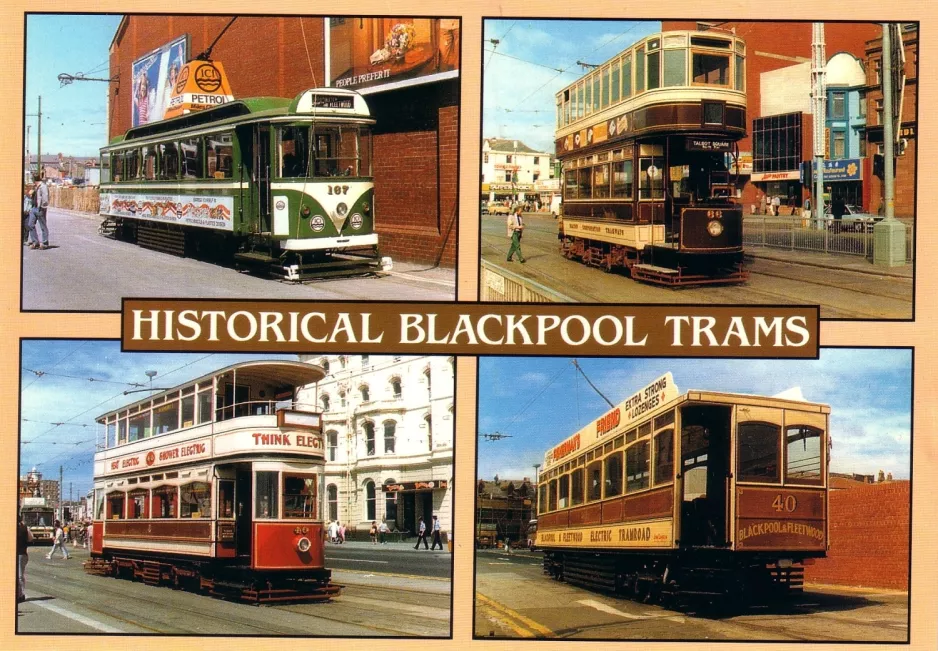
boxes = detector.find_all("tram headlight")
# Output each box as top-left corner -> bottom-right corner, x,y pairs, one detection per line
707,220 -> 724,237
297,537 -> 312,553
300,205 -> 311,218
362,201 -> 371,214
335,202 -> 349,218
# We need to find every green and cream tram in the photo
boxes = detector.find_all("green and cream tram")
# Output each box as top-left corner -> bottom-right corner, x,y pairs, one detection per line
99,88 -> 379,279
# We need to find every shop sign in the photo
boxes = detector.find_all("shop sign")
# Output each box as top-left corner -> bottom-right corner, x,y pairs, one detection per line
813,158 -> 862,182
163,60 -> 236,121
687,138 -> 732,152
750,170 -> 801,182
382,480 -> 448,492
727,151 -> 753,175
494,163 -> 521,171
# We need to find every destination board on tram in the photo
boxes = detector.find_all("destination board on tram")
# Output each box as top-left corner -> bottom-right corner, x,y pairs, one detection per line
309,94 -> 355,109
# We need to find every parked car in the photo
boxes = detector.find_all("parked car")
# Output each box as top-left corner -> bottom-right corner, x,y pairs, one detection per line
487,201 -> 511,215
826,204 -> 883,233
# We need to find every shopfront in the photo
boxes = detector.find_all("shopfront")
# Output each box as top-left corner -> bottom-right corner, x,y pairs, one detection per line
383,480 -> 448,535
816,158 -> 864,209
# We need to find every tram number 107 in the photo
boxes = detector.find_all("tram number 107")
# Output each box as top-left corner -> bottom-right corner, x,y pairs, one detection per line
772,494 -> 798,513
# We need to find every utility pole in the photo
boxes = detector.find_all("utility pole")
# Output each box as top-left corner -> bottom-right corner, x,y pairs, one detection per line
36,96 -> 42,180
811,24 -> 826,222
874,23 -> 907,267
59,464 -> 63,522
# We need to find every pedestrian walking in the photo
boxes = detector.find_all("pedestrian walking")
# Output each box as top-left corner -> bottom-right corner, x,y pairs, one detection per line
17,513 -> 34,603
26,179 -> 50,250
328,519 -> 339,544
22,189 -> 33,245
413,517 -> 429,550
430,515 -> 443,550
759,193 -> 767,215
378,520 -> 390,544
772,194 -> 781,216
46,520 -> 69,560
506,206 -> 526,263
338,521 -> 346,544
370,521 -> 378,545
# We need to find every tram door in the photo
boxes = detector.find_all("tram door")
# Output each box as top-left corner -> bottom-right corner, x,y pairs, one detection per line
235,467 -> 253,557
254,126 -> 271,233
679,405 -> 731,547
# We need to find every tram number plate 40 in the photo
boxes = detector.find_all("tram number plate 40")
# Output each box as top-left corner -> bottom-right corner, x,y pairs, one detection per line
772,494 -> 798,513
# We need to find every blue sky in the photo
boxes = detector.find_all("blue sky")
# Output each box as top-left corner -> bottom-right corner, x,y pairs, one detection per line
483,20 -> 661,153
24,14 -> 123,158
20,341 -> 295,498
477,350 -> 913,482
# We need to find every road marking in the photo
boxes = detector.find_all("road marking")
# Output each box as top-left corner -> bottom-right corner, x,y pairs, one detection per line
334,558 -> 389,564
577,599 -> 685,623
476,593 -> 555,638
30,599 -> 124,633
335,568 -> 451,582
386,271 -> 456,288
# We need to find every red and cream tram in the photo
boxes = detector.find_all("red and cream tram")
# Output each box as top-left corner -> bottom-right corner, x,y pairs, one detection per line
535,373 -> 829,606
87,360 -> 338,603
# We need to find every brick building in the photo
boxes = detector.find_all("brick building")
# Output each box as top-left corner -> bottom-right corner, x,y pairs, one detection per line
805,479 -> 910,591
662,21 -> 891,211
107,16 -> 458,266
864,25 -> 918,217
475,478 -> 536,547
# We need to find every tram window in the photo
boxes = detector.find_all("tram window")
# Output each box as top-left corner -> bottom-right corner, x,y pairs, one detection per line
654,410 -> 675,430
786,426 -> 823,485
141,145 -> 157,180
636,47 -> 645,93
693,53 -> 730,86
611,60 -> 620,103
612,160 -> 633,199
735,54 -> 745,91
626,428 -> 637,443
181,137 -> 204,179
207,132 -> 234,179
218,481 -> 234,519
737,422 -> 781,483
152,486 -> 177,518
107,492 -> 125,520
654,429 -> 674,485
180,481 -> 212,518
601,67 -> 610,108
283,473 -> 318,519
663,49 -> 686,87
181,392 -> 195,428
647,51 -> 661,90
538,484 -> 548,514
314,128 -> 341,177
564,170 -> 578,200
584,79 -> 593,116
593,164 -> 611,199
118,416 -> 128,445
622,55 -> 632,98
604,452 -> 623,498
558,474 -> 570,508
639,157 -> 664,200
153,401 -> 179,435
548,479 -> 558,511
570,468 -> 584,506
158,142 -> 180,180
110,153 -> 121,182
197,390 -> 212,424
106,421 -> 117,448
639,421 -> 652,437
627,441 -> 650,492
278,126 -> 310,178
577,168 -> 592,199
94,489 -> 105,520
130,490 -> 148,518
126,149 -> 141,180
128,411 -> 149,442
587,460 -> 602,501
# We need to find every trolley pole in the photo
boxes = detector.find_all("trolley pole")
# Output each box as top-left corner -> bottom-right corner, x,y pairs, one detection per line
811,24 -> 826,223
36,96 -> 42,181
59,464 -> 63,522
874,23 -> 907,267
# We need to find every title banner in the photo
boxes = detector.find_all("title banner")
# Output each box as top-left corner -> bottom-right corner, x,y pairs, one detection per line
122,301 -> 818,358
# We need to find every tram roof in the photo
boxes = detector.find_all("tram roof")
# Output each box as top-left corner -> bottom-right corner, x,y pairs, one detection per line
95,360 -> 325,422
108,87 -> 371,146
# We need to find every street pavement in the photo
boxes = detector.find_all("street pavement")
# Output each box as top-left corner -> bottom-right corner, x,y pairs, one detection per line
21,208 -> 456,311
473,548 -> 908,641
18,545 -> 451,636
480,212 -> 913,319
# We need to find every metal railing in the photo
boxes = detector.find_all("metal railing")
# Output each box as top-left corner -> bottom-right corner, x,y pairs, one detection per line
480,260 -> 574,302
743,216 -> 914,263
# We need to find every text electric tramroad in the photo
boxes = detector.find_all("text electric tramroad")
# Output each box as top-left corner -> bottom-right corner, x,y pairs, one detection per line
535,373 -> 829,607
555,30 -> 749,285
87,360 -> 339,604
99,88 -> 380,280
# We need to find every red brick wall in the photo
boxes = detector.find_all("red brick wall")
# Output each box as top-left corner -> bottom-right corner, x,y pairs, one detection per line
805,481 -> 910,590
110,16 -> 457,266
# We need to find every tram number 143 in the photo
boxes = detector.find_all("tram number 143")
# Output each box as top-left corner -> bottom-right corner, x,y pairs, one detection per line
772,494 -> 798,513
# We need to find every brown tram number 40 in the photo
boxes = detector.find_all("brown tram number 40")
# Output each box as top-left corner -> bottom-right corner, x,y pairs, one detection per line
772,494 -> 798,512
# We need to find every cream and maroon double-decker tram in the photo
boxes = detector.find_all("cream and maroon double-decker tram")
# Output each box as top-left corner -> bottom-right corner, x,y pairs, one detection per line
536,373 -> 829,606
555,30 -> 749,284
87,360 -> 338,603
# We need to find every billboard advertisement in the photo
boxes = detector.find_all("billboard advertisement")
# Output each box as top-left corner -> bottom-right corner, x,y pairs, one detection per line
131,35 -> 188,127
328,18 -> 459,93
